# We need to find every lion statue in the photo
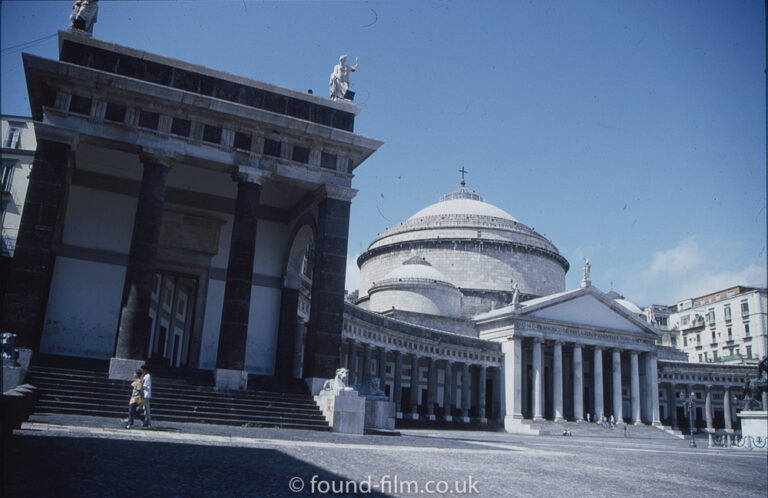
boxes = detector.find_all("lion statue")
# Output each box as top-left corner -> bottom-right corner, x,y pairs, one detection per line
321,367 -> 353,394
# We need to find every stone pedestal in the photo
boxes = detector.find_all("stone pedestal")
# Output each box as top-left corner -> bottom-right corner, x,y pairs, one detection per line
2,350 -> 32,393
738,410 -> 768,449
365,399 -> 396,430
504,416 -> 542,435
214,368 -> 248,391
315,390 -> 365,434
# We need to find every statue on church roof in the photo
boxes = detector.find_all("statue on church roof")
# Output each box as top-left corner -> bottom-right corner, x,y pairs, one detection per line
68,0 -> 98,36
329,55 -> 358,101
581,258 -> 591,288
511,282 -> 520,307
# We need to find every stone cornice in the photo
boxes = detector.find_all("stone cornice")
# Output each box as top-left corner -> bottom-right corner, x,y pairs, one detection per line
234,165 -> 271,185
320,184 -> 358,202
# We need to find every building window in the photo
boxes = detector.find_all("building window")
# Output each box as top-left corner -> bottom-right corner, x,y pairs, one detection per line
683,336 -> 688,347
202,125 -> 222,144
707,309 -> 715,324
741,301 -> 749,317
696,333 -> 701,344
681,315 -> 690,326
1,159 -> 15,193
171,118 -> 191,137
713,351 -> 718,361
233,132 -> 252,151
264,138 -> 281,157
104,102 -> 127,123
320,152 -> 337,170
69,94 -> 92,116
744,323 -> 750,336
671,336 -> 677,347
747,346 -> 752,358
711,330 -> 716,342
3,123 -> 24,148
724,305 -> 731,322
138,110 -> 159,130
292,146 -> 310,164
727,327 -> 732,339
698,354 -> 702,362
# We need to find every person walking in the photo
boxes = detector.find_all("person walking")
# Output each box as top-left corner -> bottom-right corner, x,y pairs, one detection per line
125,369 -> 143,429
140,364 -> 152,427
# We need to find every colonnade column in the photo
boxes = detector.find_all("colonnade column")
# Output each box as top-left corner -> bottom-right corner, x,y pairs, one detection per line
630,351 -> 641,425
646,353 -> 661,425
443,361 -> 454,421
532,339 -> 544,421
214,168 -> 268,390
502,338 -> 523,430
461,363 -> 471,422
361,344 -> 372,383
573,345 -> 584,421
704,384 -> 713,431
593,347 -> 604,421
378,348 -> 388,385
478,365 -> 487,421
393,351 -> 403,416
426,358 -> 437,420
667,383 -> 677,428
275,275 -> 301,379
347,341 -> 359,383
612,349 -> 623,423
553,341 -> 564,421
410,354 -> 420,419
110,150 -> 174,378
723,387 -> 733,432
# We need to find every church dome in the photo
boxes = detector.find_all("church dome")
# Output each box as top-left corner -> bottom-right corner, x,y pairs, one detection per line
380,256 -> 452,284
357,180 -> 570,317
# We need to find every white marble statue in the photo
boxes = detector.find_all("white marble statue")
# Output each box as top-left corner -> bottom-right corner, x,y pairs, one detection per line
321,367 -> 354,394
68,0 -> 98,35
329,55 -> 358,101
511,282 -> 520,306
583,258 -> 591,282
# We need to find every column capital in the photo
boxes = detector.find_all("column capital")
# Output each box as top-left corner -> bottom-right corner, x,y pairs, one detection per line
234,165 -> 271,185
593,345 -> 604,352
553,340 -> 564,347
320,184 -> 358,202
140,147 -> 178,168
532,337 -> 544,344
32,122 -> 80,149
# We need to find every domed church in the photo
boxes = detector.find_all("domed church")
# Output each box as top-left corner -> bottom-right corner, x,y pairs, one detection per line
357,180 -> 569,320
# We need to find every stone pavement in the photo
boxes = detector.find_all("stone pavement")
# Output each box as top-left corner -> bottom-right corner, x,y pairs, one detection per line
4,413 -> 767,497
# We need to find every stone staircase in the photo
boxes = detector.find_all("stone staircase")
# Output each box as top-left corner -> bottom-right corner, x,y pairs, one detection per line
527,419 -> 680,439
25,362 -> 331,431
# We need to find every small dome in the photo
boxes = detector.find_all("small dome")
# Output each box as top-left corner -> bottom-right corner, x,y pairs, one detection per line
381,257 -> 453,284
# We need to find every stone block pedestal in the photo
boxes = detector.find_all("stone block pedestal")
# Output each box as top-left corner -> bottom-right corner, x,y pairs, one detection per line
738,410 -> 767,449
365,399 -> 396,430
315,390 -> 365,434
214,368 -> 248,390
108,358 -> 144,380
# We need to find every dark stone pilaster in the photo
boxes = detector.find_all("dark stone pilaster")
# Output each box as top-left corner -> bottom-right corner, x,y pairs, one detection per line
216,180 -> 262,371
410,354 -> 420,417
478,365 -> 487,419
443,361 -> 454,418
304,194 -> 351,379
275,286 -> 300,379
377,348 -> 387,384
114,155 -> 171,360
393,351 -> 403,412
3,138 -> 72,350
361,344 -> 372,383
426,357 -> 437,417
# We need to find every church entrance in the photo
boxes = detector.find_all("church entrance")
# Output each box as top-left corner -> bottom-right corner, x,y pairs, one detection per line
147,271 -> 197,367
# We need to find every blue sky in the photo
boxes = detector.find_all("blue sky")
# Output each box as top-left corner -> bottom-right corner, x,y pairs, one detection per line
2,1 -> 765,305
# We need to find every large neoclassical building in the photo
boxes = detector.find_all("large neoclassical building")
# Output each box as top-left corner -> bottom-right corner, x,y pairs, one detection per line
5,30 -> 758,434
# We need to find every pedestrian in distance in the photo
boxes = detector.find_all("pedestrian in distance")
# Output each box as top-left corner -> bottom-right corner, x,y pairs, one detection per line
140,364 -> 152,427
124,369 -> 143,429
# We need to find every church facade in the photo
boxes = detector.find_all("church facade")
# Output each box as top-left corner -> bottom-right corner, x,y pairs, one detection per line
5,30 -> 757,434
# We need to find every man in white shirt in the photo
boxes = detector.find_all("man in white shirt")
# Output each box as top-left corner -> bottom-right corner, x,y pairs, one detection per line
140,364 -> 152,427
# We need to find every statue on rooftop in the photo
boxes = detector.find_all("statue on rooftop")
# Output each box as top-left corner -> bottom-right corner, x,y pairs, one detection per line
581,258 -> 592,288
68,0 -> 98,36
511,282 -> 520,307
329,55 -> 358,101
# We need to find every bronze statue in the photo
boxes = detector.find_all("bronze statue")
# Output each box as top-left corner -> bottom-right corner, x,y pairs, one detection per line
741,355 -> 768,410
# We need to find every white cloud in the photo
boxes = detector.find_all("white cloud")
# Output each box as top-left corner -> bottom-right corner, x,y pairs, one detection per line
617,237 -> 766,305
345,253 -> 361,292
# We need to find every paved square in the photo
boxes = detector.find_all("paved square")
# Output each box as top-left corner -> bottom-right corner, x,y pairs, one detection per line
3,415 -> 766,497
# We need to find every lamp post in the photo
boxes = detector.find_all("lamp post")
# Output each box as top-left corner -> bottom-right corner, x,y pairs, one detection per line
684,392 -> 696,448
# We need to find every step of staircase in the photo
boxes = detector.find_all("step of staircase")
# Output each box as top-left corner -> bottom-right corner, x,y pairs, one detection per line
25,365 -> 331,431
530,419 -> 679,439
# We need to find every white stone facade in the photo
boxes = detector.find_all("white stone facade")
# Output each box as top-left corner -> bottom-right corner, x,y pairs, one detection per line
1,115 -> 36,257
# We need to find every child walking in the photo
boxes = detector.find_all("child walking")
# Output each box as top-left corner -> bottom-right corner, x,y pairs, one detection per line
125,369 -> 144,429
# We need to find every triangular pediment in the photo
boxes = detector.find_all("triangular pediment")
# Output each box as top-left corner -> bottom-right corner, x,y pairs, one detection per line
520,288 -> 656,336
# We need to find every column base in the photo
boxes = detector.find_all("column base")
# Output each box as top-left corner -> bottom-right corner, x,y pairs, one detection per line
108,358 -> 144,380
214,368 -> 248,391
396,412 -> 403,419
554,416 -> 565,422
477,417 -> 488,424
427,414 -> 436,421
443,415 -> 453,422
633,420 -> 643,426
533,416 -> 545,423
574,418 -> 585,423
461,416 -> 471,423
409,412 -> 419,421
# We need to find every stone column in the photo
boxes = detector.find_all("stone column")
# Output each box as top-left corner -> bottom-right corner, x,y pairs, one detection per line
667,383 -> 678,428
393,351 -> 403,416
553,342 -> 564,421
593,347 -> 604,421
111,151 -> 173,378
443,360 -> 454,421
704,384 -> 713,431
347,341 -> 358,382
646,353 -> 661,425
723,387 -> 732,432
3,134 -> 75,352
410,354 -> 420,419
214,169 -> 267,390
573,344 -> 584,421
478,365 -> 487,421
612,349 -> 623,423
532,339 -> 544,421
275,275 -> 301,379
378,348 -> 388,386
427,357 -> 437,420
361,344 -> 372,383
461,362 -> 471,422
630,351 -> 641,425
502,338 -> 523,429
304,186 -> 355,392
